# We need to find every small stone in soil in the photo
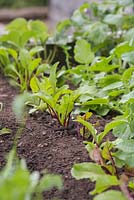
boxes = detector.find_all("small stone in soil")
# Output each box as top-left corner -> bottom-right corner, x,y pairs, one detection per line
37,144 -> 44,148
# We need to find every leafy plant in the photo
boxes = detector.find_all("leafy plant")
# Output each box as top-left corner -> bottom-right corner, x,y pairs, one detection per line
0,18 -> 48,48
30,62 -> 80,127
0,149 -> 62,200
0,46 -> 49,91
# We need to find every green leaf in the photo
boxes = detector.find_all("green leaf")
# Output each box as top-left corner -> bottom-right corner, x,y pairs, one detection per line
90,63 -> 119,72
103,82 -> 123,91
83,98 -> 109,105
91,175 -> 119,195
122,51 -> 134,65
122,67 -> 134,83
19,49 -> 31,69
30,76 -> 40,93
75,117 -> 97,140
7,48 -> 18,61
37,174 -> 63,192
6,18 -> 27,32
103,14 -> 123,26
29,58 -> 41,76
12,93 -> 29,120
0,128 -> 11,135
0,47 -> 10,66
113,123 -> 131,139
114,151 -> 134,167
28,20 -> 48,42
120,91 -> 134,103
104,119 -> 127,135
94,190 -> 127,200
71,162 -> 105,181
85,22 -> 110,45
74,39 -> 94,64
112,42 -> 134,58
116,139 -> 134,153
99,74 -> 121,88
29,46 -> 44,56
49,62 -> 59,94
71,3 -> 89,26
36,63 -> 50,76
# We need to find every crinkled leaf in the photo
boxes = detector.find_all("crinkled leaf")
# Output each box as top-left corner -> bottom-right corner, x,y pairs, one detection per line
74,39 -> 94,64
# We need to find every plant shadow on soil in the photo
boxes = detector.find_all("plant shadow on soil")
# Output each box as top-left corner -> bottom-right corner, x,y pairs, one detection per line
0,75 -> 112,200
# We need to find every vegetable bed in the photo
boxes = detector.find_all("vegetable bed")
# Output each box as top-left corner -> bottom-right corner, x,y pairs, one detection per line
1,1 -> 134,200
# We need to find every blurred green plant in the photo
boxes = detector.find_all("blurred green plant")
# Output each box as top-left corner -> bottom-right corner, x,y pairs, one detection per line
0,149 -> 62,200
0,0 -> 48,8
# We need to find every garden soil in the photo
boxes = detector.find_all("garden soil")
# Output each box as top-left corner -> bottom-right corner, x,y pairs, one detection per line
0,74 -> 111,200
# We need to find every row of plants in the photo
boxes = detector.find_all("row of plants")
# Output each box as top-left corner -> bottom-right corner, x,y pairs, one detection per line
1,0 -> 134,199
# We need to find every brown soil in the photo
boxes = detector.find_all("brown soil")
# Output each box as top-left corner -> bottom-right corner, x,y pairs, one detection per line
0,74 -> 112,200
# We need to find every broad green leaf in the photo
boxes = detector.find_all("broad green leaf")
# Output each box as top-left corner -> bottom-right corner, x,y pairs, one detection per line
30,76 -> 39,93
103,14 -> 123,26
19,31 -> 32,47
71,162 -> 105,181
103,82 -> 123,91
99,74 -> 121,88
29,58 -> 41,76
114,150 -> 134,167
37,174 -> 63,192
56,19 -> 71,33
90,63 -> 119,72
28,20 -> 48,42
94,190 -> 127,200
74,39 -> 94,64
108,90 -> 124,97
6,18 -> 27,32
5,64 -> 21,78
113,123 -> 131,139
29,46 -> 44,56
36,63 -> 50,76
85,22 -> 110,45
83,98 -> 109,105
116,139 -> 134,153
122,67 -> 134,83
7,48 -> 18,61
19,49 -> 31,69
120,91 -> 134,103
111,42 -> 134,58
122,51 -> 134,65
104,119 -> 127,135
91,175 -> 119,195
